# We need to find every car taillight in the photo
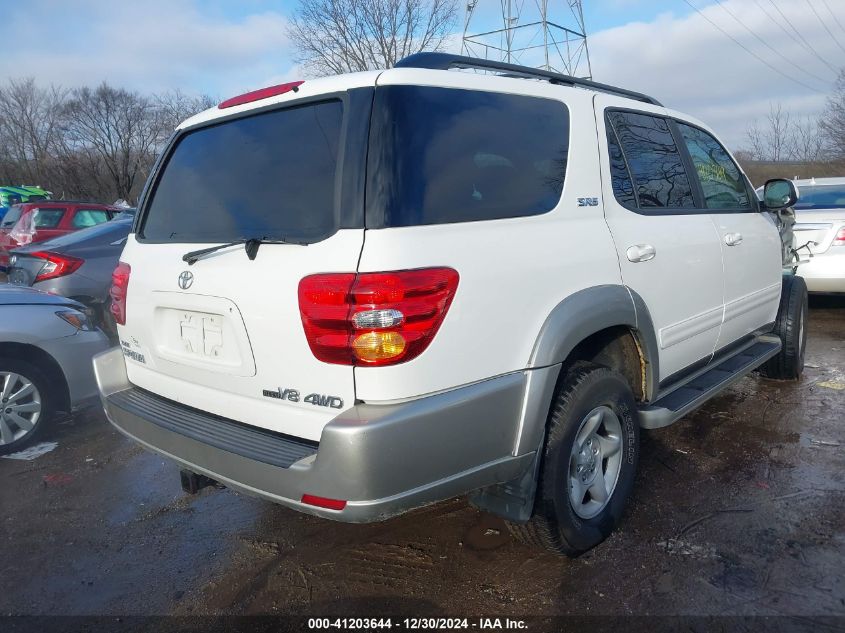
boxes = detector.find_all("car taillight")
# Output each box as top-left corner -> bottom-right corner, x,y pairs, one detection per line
109,262 -> 131,326
298,267 -> 459,366
834,227 -> 845,246
30,251 -> 84,283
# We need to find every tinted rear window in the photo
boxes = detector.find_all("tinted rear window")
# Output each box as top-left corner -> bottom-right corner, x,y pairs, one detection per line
367,86 -> 569,227
795,184 -> 845,209
141,100 -> 344,243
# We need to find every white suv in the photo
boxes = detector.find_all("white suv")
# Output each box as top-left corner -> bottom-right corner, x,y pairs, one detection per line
93,53 -> 807,555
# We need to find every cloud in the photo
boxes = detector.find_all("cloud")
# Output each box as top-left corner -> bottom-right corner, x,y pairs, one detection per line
0,0 -> 293,98
589,0 -> 844,148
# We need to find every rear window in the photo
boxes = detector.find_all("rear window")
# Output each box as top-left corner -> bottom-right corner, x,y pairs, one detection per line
795,183 -> 845,210
141,99 -> 344,243
367,86 -> 569,227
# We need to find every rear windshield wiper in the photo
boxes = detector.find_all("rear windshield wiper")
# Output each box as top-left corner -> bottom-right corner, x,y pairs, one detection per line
182,236 -> 307,265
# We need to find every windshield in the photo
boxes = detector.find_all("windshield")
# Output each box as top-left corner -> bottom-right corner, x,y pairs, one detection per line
1,205 -> 23,228
140,99 -> 344,243
794,183 -> 845,210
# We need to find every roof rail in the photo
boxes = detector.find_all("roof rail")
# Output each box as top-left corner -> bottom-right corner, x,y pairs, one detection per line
394,53 -> 663,107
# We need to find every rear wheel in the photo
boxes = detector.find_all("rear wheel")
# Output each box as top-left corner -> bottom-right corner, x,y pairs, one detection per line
508,362 -> 639,556
760,275 -> 808,380
0,358 -> 54,456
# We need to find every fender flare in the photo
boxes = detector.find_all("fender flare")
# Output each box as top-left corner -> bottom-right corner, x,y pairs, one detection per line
528,284 -> 659,402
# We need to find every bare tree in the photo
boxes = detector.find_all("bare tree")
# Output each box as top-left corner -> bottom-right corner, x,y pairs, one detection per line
821,69 -> 845,160
154,89 -> 216,143
0,78 -> 66,186
288,0 -> 458,75
59,83 -> 162,202
745,103 -> 793,162
790,115 -> 825,163
743,102 -> 828,163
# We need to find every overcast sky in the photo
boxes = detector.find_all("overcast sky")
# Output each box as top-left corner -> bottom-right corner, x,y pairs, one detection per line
1,0 -> 843,149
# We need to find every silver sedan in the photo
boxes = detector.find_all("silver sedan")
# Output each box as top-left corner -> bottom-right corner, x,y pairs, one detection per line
0,285 -> 111,454
791,177 -> 845,293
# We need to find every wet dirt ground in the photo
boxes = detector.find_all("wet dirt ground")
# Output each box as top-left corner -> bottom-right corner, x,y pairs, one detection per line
1,297 -> 843,623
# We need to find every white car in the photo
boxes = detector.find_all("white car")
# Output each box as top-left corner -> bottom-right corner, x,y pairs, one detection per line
93,53 -> 806,556
791,177 -> 845,293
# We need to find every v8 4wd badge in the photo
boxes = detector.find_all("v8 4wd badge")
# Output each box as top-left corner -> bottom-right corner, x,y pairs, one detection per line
262,387 -> 344,409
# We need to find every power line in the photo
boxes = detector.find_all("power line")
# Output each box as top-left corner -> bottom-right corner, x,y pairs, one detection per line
713,0 -> 830,86
752,0 -> 823,63
821,0 -> 845,39
767,0 -> 839,73
682,0 -> 825,93
806,0 -> 845,55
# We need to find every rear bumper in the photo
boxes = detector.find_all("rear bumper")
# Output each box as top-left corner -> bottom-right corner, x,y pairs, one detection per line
93,347 -> 538,522
796,250 -> 845,293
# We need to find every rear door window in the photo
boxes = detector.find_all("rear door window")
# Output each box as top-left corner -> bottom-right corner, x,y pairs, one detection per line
607,111 -> 695,210
677,123 -> 752,210
72,209 -> 111,228
367,86 -> 569,227
32,208 -> 66,228
141,99 -> 344,243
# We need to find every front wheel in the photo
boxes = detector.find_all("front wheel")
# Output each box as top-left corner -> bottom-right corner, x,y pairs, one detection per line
507,362 -> 640,556
759,275 -> 808,380
0,358 -> 54,456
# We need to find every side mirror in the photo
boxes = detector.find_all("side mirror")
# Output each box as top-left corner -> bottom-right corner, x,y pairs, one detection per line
763,179 -> 798,210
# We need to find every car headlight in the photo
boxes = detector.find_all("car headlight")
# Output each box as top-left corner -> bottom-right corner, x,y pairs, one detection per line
9,255 -> 16,266
56,309 -> 96,331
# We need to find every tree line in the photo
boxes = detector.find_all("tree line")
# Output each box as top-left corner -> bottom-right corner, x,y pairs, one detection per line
0,79 -> 213,205
737,69 -> 845,182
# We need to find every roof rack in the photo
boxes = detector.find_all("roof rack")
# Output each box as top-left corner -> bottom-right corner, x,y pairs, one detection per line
394,53 -> 663,107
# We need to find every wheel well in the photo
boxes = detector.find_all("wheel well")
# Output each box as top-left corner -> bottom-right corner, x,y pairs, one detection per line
0,343 -> 71,412
564,326 -> 646,401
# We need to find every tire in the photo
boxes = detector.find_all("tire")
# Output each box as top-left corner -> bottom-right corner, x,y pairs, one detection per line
507,362 -> 640,556
0,358 -> 54,456
98,300 -> 119,343
759,275 -> 808,380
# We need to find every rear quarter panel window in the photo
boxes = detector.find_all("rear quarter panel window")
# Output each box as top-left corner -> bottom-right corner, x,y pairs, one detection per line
367,86 -> 569,227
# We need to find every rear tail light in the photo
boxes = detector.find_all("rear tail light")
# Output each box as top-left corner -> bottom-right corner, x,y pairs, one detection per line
834,227 -> 845,246
30,251 -> 84,282
298,267 -> 459,367
109,262 -> 131,326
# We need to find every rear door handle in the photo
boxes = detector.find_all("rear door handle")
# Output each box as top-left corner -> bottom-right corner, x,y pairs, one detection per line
626,244 -> 656,262
724,232 -> 743,246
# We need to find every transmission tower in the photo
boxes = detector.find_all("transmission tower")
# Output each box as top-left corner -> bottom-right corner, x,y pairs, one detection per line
462,1 -> 592,79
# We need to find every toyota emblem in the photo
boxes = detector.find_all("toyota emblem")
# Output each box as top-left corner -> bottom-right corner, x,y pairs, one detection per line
178,271 -> 194,290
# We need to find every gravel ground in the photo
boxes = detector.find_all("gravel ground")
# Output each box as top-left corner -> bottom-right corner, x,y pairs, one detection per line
1,296 -> 843,626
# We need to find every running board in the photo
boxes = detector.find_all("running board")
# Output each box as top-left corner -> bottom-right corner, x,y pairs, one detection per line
638,335 -> 781,429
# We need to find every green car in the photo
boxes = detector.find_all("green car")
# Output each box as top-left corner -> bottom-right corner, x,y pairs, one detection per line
0,186 -> 52,221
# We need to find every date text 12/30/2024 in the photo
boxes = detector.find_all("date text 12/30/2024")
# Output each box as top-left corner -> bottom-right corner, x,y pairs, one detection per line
308,618 -> 528,630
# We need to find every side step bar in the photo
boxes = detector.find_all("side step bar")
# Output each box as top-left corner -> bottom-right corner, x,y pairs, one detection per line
638,335 -> 782,429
